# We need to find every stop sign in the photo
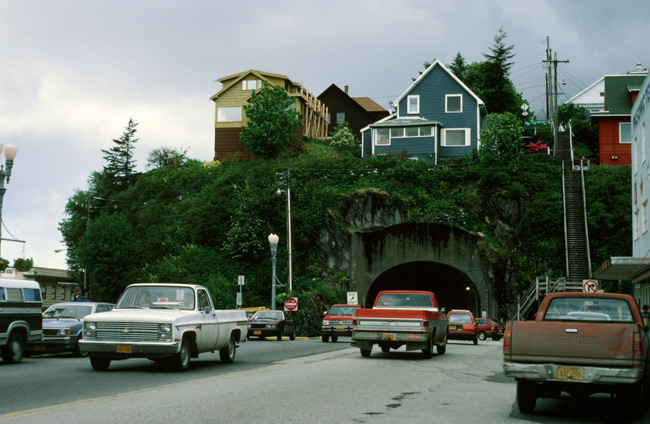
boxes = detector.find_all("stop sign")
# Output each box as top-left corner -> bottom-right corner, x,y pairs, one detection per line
284,297 -> 298,311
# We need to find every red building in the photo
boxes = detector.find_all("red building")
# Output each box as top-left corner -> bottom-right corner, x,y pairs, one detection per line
591,70 -> 647,166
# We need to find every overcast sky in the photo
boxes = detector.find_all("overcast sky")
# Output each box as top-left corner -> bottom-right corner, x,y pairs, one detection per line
0,0 -> 648,270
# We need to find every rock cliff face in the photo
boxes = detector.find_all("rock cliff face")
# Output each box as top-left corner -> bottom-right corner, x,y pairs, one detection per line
316,189 -> 408,275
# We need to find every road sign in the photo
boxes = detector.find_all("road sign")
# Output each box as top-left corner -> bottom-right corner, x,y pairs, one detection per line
583,279 -> 599,293
347,292 -> 358,304
238,275 -> 245,286
284,297 -> 298,312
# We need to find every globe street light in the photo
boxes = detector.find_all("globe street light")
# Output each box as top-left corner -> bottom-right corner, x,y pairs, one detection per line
268,233 -> 279,310
0,142 -> 18,256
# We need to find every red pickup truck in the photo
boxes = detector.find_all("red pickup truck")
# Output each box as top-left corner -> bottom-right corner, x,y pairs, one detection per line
351,290 -> 448,358
503,292 -> 650,415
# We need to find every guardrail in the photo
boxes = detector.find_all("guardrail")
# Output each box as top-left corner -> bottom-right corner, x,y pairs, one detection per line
507,276 -> 584,322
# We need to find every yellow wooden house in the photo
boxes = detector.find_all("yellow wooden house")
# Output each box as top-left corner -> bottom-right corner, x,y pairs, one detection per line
210,69 -> 328,161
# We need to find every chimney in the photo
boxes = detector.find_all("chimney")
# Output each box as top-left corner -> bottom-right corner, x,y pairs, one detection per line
344,85 -> 349,94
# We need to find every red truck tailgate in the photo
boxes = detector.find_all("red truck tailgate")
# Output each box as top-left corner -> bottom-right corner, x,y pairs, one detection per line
510,321 -> 635,366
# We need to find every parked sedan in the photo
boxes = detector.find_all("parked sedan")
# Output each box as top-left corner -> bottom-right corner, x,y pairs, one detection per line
475,317 -> 505,341
247,310 -> 296,341
28,302 -> 114,356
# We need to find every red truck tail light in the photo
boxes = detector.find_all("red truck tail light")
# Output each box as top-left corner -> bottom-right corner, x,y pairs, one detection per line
353,318 -> 357,326
634,328 -> 643,357
503,326 -> 512,355
423,320 -> 429,328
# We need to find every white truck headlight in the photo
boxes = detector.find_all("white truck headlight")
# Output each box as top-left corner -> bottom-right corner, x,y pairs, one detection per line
160,323 -> 172,340
85,322 -> 96,338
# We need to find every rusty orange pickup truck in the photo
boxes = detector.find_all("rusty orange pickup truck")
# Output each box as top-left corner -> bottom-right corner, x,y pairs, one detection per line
503,292 -> 650,415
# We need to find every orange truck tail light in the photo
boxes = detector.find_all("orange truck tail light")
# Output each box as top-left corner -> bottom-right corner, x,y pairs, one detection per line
634,328 -> 643,357
503,325 -> 512,355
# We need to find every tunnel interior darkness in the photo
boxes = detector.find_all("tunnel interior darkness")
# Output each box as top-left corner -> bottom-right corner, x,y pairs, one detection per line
365,261 -> 479,314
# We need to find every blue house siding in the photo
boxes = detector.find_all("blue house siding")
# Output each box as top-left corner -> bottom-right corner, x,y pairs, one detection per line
363,60 -> 485,164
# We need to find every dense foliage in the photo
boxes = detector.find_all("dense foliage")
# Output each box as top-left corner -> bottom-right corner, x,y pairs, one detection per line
58,134 -> 631,334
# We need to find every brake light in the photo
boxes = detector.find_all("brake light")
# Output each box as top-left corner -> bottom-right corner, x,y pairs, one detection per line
353,318 -> 357,326
634,328 -> 643,357
503,326 -> 512,355
423,320 -> 429,328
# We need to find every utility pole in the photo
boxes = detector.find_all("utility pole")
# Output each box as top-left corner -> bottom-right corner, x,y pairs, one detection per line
543,37 -> 569,152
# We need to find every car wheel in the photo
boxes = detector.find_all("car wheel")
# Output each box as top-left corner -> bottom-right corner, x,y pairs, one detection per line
516,380 -> 537,414
473,335 -> 478,345
90,356 -> 111,371
331,335 -> 338,343
171,338 -> 191,371
436,342 -> 447,355
290,329 -> 296,341
1,331 -> 25,364
73,337 -> 88,357
360,348 -> 372,357
492,336 -> 501,341
321,335 -> 329,343
478,331 -> 486,341
219,335 -> 236,364
422,339 -> 433,359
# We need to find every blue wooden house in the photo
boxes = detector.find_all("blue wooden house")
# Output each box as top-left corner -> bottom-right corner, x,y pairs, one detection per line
361,59 -> 486,164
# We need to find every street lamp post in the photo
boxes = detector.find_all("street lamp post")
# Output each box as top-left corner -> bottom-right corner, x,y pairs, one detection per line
0,142 -> 18,257
268,233 -> 279,310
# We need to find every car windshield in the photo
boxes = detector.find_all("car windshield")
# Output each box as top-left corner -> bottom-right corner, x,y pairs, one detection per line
376,294 -> 433,307
544,297 -> 634,322
43,304 -> 94,319
449,313 -> 473,324
116,286 -> 196,310
252,311 -> 283,320
329,306 -> 358,316
490,319 -> 504,326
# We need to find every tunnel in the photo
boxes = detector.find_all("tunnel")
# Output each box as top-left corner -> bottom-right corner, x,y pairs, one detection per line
365,261 -> 480,314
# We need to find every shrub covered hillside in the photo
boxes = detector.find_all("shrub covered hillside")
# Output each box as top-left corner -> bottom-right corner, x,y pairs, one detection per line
59,138 -> 630,335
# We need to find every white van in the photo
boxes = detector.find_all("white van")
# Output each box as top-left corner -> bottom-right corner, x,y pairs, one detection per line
0,279 -> 43,363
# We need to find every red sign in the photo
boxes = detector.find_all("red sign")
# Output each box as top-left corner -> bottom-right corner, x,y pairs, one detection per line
583,280 -> 599,293
284,297 -> 298,311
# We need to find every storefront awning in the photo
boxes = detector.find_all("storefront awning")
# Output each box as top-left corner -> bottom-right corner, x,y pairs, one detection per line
594,257 -> 650,280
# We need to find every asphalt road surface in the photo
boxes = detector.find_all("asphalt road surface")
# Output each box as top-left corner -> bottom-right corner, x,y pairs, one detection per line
1,338 -> 648,423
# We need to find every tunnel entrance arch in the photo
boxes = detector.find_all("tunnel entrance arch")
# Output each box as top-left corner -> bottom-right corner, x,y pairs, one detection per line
367,261 -> 479,312
350,222 -> 493,317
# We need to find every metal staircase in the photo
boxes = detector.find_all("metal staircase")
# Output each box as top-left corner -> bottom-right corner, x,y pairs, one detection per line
507,128 -> 592,321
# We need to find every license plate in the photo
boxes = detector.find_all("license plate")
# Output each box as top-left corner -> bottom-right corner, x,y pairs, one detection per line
449,325 -> 458,331
254,330 -> 261,335
34,344 -> 46,353
557,365 -> 584,380
336,328 -> 345,332
383,334 -> 395,341
116,344 -> 132,354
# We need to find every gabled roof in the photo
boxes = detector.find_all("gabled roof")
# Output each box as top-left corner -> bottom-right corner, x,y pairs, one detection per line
210,69 -> 298,101
353,97 -> 386,113
591,72 -> 648,116
393,59 -> 485,109
565,77 -> 604,107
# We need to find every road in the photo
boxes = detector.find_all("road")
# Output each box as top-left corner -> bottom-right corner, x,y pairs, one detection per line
1,338 -> 648,423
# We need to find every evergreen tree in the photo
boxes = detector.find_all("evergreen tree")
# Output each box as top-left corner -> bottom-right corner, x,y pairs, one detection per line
101,118 -> 139,191
448,52 -> 468,81
481,28 -> 522,115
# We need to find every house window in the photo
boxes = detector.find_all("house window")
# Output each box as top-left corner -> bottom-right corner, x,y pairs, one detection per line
217,107 -> 242,122
420,126 -> 432,136
442,128 -> 470,146
620,122 -> 632,143
643,201 -> 648,234
61,287 -> 66,300
446,94 -> 462,113
242,80 -> 261,90
407,95 -> 420,114
375,128 -> 390,145
327,113 -> 331,123
405,127 -> 419,137
51,286 -> 56,300
336,112 -> 345,124
391,128 -> 404,138
634,209 -> 639,240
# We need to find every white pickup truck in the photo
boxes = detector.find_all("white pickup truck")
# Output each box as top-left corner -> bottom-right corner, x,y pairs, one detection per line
79,283 -> 248,371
